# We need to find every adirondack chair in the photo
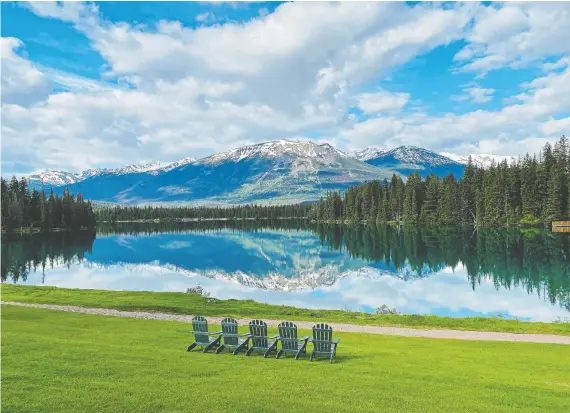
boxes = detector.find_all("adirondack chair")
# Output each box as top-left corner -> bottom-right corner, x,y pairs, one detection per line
275,321 -> 309,360
309,323 -> 340,363
215,317 -> 250,355
245,319 -> 279,357
187,316 -> 222,353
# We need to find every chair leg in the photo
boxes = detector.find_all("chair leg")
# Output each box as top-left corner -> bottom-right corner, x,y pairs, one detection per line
233,341 -> 248,355
246,347 -> 254,356
187,342 -> 197,352
309,350 -> 315,361
296,342 -> 307,360
276,349 -> 283,359
215,345 -> 225,354
265,341 -> 277,358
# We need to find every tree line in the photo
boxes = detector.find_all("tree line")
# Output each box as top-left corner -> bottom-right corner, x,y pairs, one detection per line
94,203 -> 312,222
1,177 -> 96,233
311,136 -> 569,226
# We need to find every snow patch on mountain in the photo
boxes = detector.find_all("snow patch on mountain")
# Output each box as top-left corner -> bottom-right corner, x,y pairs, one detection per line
199,140 -> 349,165
26,170 -> 80,187
352,146 -> 462,166
439,152 -> 517,168
351,147 -> 389,161
388,146 -> 461,166
27,158 -> 197,187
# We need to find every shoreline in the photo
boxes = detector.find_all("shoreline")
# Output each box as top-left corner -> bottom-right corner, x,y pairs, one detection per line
4,285 -> 569,336
4,301 -> 569,344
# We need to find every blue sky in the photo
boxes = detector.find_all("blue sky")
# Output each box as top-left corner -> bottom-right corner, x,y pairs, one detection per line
2,1 -> 570,176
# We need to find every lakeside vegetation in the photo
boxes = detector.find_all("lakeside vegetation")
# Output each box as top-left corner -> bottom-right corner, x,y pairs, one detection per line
312,136 -> 570,227
3,305 -> 570,413
94,203 -> 312,222
4,285 -> 569,335
1,177 -> 96,233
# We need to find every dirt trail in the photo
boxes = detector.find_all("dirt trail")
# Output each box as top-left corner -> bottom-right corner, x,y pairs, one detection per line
3,301 -> 569,345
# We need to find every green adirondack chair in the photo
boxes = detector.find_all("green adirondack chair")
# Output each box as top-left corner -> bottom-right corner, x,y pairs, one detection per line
245,319 -> 279,357
187,316 -> 222,353
275,321 -> 309,360
215,317 -> 250,355
309,323 -> 340,363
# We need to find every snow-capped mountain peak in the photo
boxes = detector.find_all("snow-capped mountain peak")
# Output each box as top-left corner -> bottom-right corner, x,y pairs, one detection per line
388,145 -> 460,166
199,140 -> 348,165
352,145 -> 461,167
26,170 -> 80,187
351,147 -> 388,161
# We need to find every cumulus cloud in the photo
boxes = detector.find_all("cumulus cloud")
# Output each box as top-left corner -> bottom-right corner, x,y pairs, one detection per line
358,90 -> 410,114
1,37 -> 51,106
455,3 -> 570,74
451,83 -> 495,104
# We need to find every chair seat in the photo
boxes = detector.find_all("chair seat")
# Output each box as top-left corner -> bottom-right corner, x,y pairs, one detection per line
281,341 -> 307,352
249,339 -> 277,350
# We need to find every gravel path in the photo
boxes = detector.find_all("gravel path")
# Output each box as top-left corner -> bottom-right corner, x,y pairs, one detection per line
4,301 -> 570,345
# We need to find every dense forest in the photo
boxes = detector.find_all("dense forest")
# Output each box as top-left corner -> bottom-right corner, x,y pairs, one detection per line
94,203 -> 312,222
1,177 -> 96,233
311,136 -> 570,227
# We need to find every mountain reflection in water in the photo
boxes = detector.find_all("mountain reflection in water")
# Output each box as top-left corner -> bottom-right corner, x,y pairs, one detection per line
2,220 -> 569,321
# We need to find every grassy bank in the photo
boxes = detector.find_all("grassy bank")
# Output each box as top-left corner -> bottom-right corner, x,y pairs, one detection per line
2,305 -> 569,413
3,284 -> 570,336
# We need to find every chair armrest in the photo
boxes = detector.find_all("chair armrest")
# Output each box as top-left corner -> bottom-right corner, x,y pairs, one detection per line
239,333 -> 251,337
301,336 -> 310,341
307,337 -> 313,342
270,335 -> 280,339
210,331 -> 223,335
333,338 -> 340,344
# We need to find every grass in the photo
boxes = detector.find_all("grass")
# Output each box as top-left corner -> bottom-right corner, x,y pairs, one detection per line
2,305 -> 570,413
3,284 -> 570,336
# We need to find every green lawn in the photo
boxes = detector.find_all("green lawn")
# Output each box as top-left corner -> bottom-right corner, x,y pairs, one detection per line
2,305 -> 569,413
3,284 -> 570,336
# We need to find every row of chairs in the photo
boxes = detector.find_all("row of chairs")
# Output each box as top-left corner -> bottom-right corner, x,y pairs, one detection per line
187,317 -> 340,363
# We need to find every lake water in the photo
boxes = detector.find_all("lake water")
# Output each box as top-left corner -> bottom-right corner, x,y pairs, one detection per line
3,221 -> 569,322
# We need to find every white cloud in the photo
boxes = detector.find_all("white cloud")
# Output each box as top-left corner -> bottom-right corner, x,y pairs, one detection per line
358,90 -> 410,114
1,37 -> 51,106
452,84 -> 495,104
456,3 -> 570,74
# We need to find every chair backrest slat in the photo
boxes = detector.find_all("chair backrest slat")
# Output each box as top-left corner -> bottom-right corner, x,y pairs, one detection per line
192,316 -> 210,344
249,319 -> 268,348
278,321 -> 299,351
221,317 -> 239,346
312,323 -> 333,352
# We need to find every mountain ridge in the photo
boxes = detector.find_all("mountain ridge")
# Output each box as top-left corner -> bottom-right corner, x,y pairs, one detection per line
22,140 -> 510,205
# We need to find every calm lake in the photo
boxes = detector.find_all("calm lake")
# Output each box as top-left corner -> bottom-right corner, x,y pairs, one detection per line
3,221 -> 570,322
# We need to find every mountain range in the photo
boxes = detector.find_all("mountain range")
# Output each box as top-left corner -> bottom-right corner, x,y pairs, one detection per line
24,140 -> 511,206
